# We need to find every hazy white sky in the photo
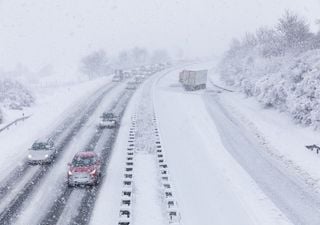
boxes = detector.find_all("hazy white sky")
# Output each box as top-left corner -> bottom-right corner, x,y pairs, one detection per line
0,0 -> 320,75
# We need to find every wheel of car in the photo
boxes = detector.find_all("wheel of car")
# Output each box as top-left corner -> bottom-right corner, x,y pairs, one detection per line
95,173 -> 102,185
67,180 -> 74,188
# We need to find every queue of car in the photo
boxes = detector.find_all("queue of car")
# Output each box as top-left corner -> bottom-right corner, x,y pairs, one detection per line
26,63 -> 169,188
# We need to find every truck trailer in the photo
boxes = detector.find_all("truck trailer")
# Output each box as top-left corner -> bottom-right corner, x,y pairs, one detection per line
179,70 -> 208,91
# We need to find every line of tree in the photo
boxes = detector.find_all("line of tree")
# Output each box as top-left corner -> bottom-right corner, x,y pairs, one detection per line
226,11 -> 320,59
80,47 -> 171,79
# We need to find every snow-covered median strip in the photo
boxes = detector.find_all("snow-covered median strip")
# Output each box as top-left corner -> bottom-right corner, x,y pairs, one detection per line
130,79 -> 182,225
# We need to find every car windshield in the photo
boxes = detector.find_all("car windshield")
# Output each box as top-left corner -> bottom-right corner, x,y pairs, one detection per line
72,156 -> 96,167
31,142 -> 49,150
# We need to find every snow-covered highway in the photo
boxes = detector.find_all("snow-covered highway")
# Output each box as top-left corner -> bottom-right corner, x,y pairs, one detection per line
2,0 -> 320,224
1,63 -> 320,225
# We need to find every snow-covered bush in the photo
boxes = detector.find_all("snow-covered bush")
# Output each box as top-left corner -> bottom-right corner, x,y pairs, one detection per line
0,78 -> 34,110
219,12 -> 320,129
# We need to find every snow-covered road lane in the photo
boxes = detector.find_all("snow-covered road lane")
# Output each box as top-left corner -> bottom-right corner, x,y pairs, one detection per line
154,66 -> 292,225
8,82 -> 128,225
204,92 -> 320,225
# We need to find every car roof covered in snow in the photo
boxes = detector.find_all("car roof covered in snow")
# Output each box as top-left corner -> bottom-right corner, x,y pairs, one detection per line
75,151 -> 97,158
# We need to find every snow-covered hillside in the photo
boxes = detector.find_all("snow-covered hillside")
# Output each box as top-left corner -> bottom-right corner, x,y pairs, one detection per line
0,78 -> 34,123
0,78 -> 34,109
219,12 -> 320,129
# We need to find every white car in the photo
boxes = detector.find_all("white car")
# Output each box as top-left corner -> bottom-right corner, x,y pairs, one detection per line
28,138 -> 56,164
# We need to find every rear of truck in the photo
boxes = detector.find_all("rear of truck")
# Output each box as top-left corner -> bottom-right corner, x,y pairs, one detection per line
179,70 -> 208,91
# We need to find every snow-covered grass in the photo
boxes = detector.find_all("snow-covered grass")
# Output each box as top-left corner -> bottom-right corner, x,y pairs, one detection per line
0,77 -> 111,180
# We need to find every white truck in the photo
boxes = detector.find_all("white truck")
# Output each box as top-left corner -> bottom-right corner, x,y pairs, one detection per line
179,70 -> 208,91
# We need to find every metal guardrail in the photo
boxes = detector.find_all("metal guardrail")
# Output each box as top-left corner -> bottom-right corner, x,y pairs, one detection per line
0,115 -> 31,133
209,80 -> 234,92
306,144 -> 320,154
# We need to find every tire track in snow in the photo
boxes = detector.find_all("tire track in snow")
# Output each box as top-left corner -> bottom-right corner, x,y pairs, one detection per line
0,83 -> 114,204
0,83 -> 117,225
38,90 -> 133,225
67,91 -> 133,225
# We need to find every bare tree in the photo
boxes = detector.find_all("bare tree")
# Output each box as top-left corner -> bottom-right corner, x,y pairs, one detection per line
226,38 -> 241,57
256,27 -> 283,57
150,49 -> 171,64
80,50 -> 109,79
242,32 -> 258,48
132,47 -> 149,65
277,11 -> 312,50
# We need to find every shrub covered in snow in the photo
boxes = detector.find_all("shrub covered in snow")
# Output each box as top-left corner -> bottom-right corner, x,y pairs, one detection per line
0,78 -> 34,110
219,12 -> 320,129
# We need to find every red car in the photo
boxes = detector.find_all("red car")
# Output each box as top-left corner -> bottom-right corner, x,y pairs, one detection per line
67,151 -> 102,187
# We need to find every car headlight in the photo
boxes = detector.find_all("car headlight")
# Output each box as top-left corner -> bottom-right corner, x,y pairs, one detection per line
28,154 -> 32,159
45,154 -> 49,158
68,170 -> 73,176
90,169 -> 96,175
